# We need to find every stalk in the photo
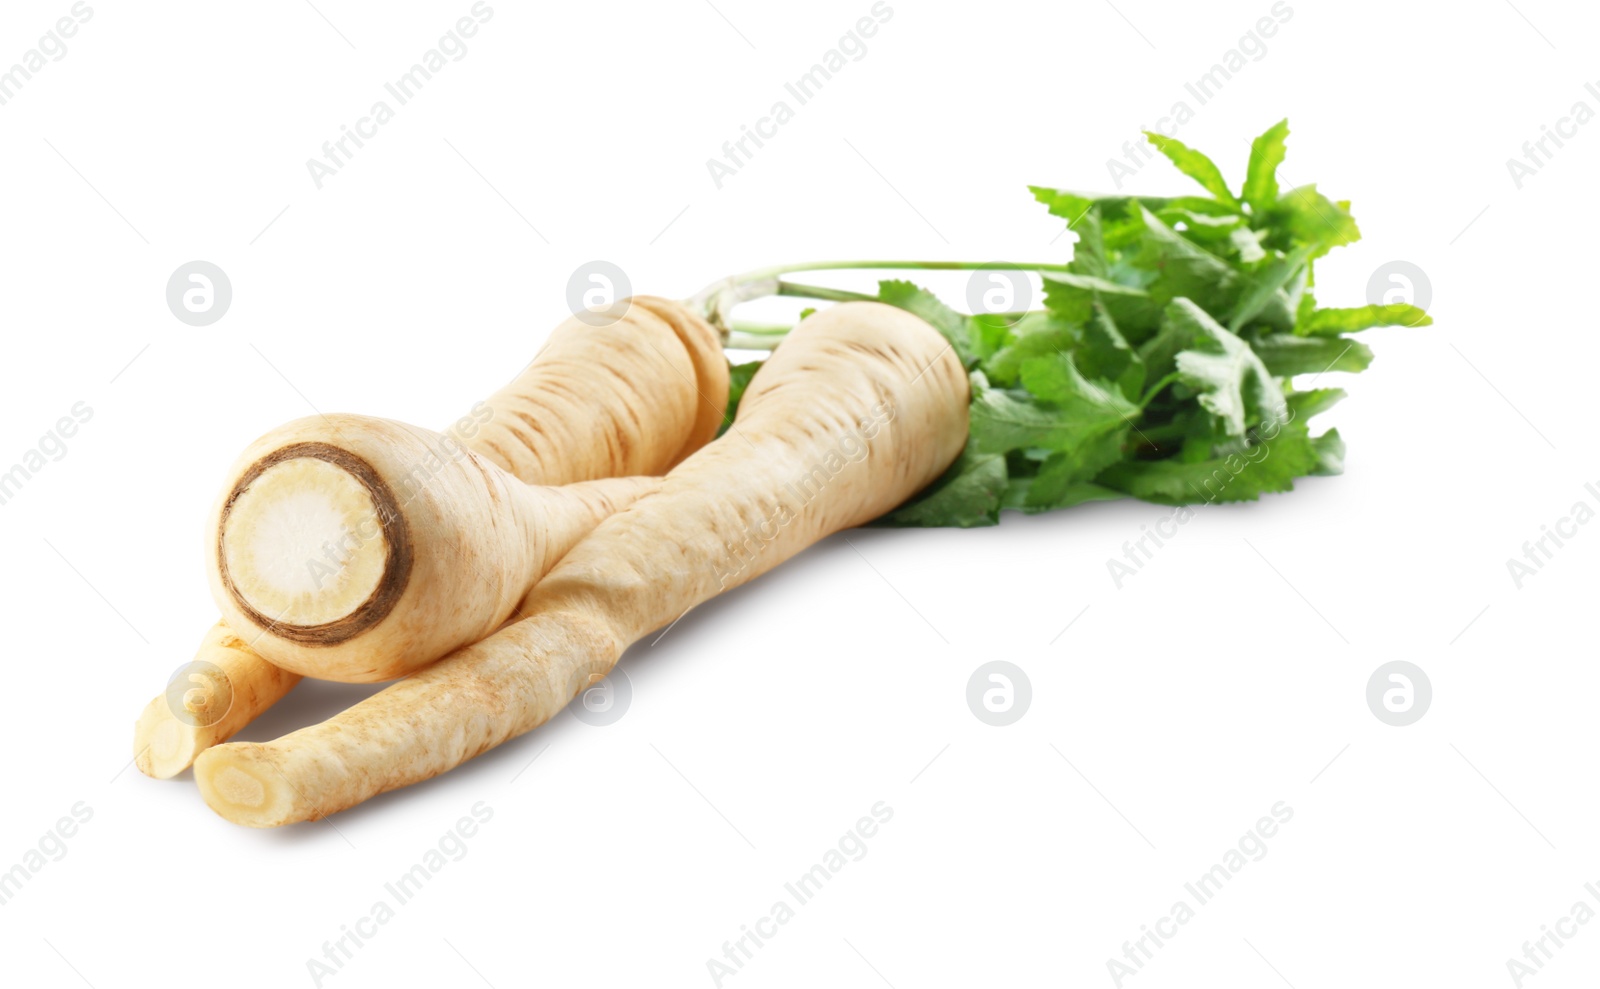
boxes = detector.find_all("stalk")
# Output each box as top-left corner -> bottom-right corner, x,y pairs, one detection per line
687,260 -> 1070,340
776,281 -> 878,304
725,332 -> 782,351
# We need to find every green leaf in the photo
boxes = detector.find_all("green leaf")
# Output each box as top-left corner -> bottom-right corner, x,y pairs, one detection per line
984,315 -> 1075,387
719,359 -> 764,435
1031,187 -> 1238,225
1286,387 -> 1347,421
1132,205 -> 1242,313
968,384 -> 1059,456
1274,262 -> 1311,328
1020,353 -> 1139,419
1297,304 -> 1432,335
1136,305 -> 1189,383
1310,428 -> 1345,476
877,279 -> 977,366
1228,246 -> 1312,332
1026,429 -> 1130,510
968,360 -> 1136,456
1229,226 -> 1267,262
1042,270 -> 1142,317
880,448 -> 1007,528
1295,289 -> 1318,328
874,122 -> 1404,525
968,313 -> 1015,363
1262,184 -> 1360,256
1163,300 -> 1287,438
1156,208 -> 1245,243
1143,132 -> 1238,205
1030,186 -> 1098,228
1242,119 -> 1289,214
1077,301 -> 1146,399
1069,207 -> 1109,278
1096,422 -> 1322,505
1041,270 -> 1162,336
1002,475 -> 1109,512
1251,334 -> 1374,376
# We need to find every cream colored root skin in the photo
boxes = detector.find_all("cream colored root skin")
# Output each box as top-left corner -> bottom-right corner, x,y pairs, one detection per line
194,609 -> 618,827
208,414 -> 658,682
196,302 -> 968,826
133,623 -> 302,779
473,296 -> 729,480
137,298 -> 727,770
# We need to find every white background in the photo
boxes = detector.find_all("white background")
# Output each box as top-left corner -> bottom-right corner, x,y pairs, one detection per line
0,1 -> 1594,986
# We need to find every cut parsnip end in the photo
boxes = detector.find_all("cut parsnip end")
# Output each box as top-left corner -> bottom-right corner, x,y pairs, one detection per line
132,623 -> 304,780
196,302 -> 969,826
133,702 -> 198,780
213,766 -> 265,806
211,418 -> 663,682
197,754 -> 293,828
220,454 -> 392,629
138,297 -> 729,783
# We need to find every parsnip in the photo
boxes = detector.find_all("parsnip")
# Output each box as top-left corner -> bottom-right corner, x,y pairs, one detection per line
473,295 -> 729,479
208,414 -> 656,682
195,302 -> 968,826
134,297 -> 727,776
132,623 -> 299,779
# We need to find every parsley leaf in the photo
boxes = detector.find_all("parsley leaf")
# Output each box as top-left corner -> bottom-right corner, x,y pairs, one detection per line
879,447 -> 1008,528
719,360 -> 763,436
1144,132 -> 1239,206
1165,300 -> 1287,439
859,121 -> 1431,524
1242,118 -> 1290,214
1296,304 -> 1432,335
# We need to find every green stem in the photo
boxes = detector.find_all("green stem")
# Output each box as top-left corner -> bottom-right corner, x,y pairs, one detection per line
1132,421 -> 1190,444
776,281 -> 878,304
686,260 -> 1072,340
1138,372 -> 1183,409
726,320 -> 794,336
725,332 -> 782,351
980,311 -> 1040,321
735,259 -> 1072,282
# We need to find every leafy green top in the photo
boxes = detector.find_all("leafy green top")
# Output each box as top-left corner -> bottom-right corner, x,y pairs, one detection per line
717,122 -> 1430,525
873,120 -> 1430,526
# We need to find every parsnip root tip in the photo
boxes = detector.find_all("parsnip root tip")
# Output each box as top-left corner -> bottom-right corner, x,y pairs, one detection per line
131,626 -> 303,780
133,697 -> 200,780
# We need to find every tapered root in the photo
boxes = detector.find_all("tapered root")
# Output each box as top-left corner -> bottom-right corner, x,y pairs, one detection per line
140,296 -> 728,775
133,623 -> 302,779
197,302 -> 968,825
